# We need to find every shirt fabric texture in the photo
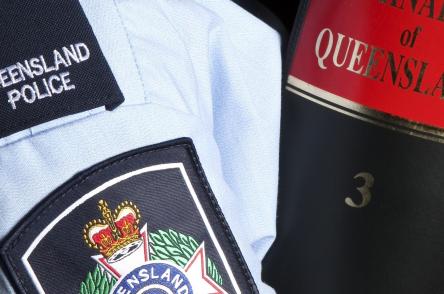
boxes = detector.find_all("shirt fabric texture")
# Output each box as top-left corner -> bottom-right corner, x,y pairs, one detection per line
0,0 -> 282,292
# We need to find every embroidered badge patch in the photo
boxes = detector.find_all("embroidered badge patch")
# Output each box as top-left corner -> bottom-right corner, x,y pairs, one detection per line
0,1 -> 124,139
0,139 -> 257,294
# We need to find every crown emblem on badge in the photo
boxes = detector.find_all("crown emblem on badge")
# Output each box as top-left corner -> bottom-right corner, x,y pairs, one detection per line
83,200 -> 141,258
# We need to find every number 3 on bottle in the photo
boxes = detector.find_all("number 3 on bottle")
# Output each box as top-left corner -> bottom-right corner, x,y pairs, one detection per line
345,172 -> 374,208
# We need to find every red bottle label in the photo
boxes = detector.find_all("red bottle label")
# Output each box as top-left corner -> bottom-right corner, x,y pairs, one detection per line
288,0 -> 444,141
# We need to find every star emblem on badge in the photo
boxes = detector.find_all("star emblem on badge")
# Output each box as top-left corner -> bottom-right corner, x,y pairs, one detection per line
183,243 -> 228,294
83,200 -> 227,294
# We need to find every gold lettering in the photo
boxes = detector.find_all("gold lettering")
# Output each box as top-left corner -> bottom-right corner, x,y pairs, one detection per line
345,172 -> 374,208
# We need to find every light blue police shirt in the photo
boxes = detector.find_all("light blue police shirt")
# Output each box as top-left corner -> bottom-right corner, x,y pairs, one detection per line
0,0 -> 281,292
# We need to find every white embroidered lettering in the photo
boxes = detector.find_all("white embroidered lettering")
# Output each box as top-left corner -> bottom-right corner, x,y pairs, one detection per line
1,42 -> 91,109
75,43 -> 90,62
7,89 -> 20,110
22,84 -> 37,104
6,72 -> 76,109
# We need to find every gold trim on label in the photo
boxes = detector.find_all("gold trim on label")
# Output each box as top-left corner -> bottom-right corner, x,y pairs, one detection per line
287,75 -> 444,143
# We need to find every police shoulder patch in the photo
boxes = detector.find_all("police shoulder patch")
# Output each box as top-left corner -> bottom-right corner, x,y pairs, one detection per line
0,138 -> 257,294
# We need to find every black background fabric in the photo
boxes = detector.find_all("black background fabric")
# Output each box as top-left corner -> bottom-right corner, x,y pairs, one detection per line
0,0 -> 124,139
1,139 -> 258,294
234,0 -> 299,33
263,1 -> 444,293
254,0 -> 299,31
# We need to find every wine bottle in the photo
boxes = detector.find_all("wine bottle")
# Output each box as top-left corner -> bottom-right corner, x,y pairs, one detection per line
264,1 -> 444,293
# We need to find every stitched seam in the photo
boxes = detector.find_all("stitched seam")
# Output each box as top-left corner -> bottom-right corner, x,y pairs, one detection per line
6,142 -> 257,293
0,102 -> 197,150
112,0 -> 149,103
1,97 -> 108,132
185,145 -> 257,293
155,0 -> 200,117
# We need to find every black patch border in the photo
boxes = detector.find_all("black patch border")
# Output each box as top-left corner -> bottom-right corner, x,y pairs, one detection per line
0,138 -> 258,294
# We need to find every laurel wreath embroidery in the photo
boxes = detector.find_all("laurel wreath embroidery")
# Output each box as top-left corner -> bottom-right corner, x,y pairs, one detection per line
149,229 -> 224,286
80,265 -> 117,294
80,229 -> 223,293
